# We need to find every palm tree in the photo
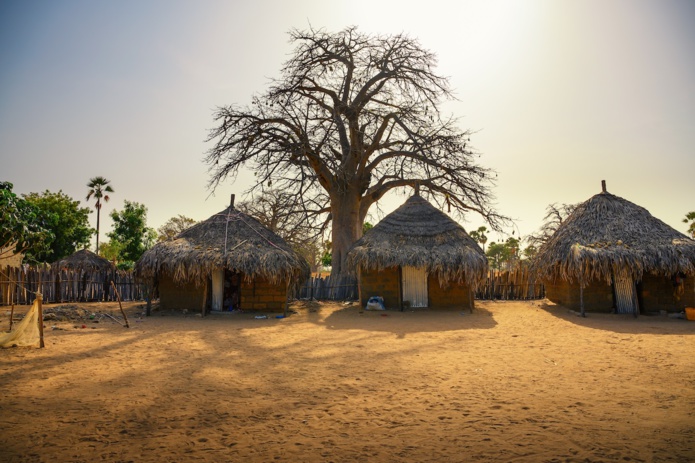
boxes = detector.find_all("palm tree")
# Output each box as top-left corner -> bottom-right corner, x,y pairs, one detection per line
86,176 -> 114,253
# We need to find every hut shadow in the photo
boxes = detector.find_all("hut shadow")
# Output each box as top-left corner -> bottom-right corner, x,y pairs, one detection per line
538,300 -> 695,336
309,301 -> 498,338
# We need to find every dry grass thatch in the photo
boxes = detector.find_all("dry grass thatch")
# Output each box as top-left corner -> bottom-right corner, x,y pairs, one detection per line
135,205 -> 310,286
532,188 -> 695,284
346,194 -> 488,287
53,249 -> 115,272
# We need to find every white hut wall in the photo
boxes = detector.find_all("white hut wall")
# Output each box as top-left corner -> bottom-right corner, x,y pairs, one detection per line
544,278 -> 614,312
639,273 -> 695,313
358,266 -> 402,309
428,276 -> 474,310
158,276 -> 206,311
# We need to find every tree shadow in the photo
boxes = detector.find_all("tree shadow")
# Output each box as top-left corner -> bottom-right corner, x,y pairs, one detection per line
305,300 -> 498,338
537,300 -> 695,336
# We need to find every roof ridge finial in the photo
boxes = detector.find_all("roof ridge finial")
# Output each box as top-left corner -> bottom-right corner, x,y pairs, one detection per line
230,193 -> 235,209
601,180 -> 606,193
413,182 -> 420,196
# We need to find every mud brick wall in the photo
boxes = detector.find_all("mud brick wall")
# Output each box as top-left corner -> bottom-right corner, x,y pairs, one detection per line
159,277 -> 204,311
544,278 -> 614,312
428,277 -> 474,310
640,274 -> 695,312
358,266 -> 401,309
240,277 -> 287,312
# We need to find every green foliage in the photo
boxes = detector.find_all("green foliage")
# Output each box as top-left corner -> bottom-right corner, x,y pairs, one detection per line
469,226 -> 488,251
684,211 -> 695,238
86,176 -> 114,253
0,181 -> 53,262
23,190 -> 93,262
522,244 -> 538,260
486,236 -> 520,270
107,201 -> 156,265
98,239 -> 122,263
157,215 -> 197,241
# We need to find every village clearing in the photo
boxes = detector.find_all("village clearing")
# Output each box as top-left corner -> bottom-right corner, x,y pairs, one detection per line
1,300 -> 693,463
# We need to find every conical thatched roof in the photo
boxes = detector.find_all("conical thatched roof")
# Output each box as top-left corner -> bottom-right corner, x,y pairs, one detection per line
135,202 -> 310,285
532,186 -> 695,284
346,194 -> 488,287
53,249 -> 115,272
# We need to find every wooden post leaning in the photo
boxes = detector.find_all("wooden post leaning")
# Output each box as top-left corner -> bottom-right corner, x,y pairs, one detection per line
110,281 -> 130,328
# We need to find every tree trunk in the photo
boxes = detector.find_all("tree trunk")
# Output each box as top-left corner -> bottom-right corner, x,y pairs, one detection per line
95,202 -> 101,253
329,191 -> 362,278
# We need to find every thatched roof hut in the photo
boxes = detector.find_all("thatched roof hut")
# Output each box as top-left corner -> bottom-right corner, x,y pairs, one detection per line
53,249 -> 115,272
135,195 -> 309,313
51,249 -> 115,302
532,181 -> 695,314
533,183 -> 695,283
136,198 -> 310,286
347,193 -> 487,310
348,194 -> 488,286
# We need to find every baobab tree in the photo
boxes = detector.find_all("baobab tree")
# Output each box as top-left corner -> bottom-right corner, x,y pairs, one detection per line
206,27 -> 506,277
86,176 -> 114,253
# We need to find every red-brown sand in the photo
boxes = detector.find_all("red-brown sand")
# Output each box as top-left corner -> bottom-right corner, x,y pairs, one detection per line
1,300 -> 694,463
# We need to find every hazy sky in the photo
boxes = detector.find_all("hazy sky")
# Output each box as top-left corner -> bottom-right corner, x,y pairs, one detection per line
2,0 -> 694,247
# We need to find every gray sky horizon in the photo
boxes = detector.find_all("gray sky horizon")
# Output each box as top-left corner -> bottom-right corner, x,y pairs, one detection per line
2,0 -> 694,249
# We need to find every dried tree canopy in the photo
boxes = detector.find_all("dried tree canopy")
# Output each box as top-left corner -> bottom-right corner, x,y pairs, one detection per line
205,26 -> 507,275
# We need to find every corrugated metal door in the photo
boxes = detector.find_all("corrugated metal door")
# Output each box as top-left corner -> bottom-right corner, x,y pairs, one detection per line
614,271 -> 636,314
402,266 -> 428,308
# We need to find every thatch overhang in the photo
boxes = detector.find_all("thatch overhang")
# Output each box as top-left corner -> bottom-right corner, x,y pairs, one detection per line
532,188 -> 695,284
135,205 -> 310,286
53,249 -> 115,272
346,194 -> 488,287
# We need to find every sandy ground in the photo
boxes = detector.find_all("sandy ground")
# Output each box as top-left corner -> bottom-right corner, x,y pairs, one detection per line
1,299 -> 694,463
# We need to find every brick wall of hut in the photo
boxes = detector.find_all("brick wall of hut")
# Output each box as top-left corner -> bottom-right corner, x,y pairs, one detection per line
240,276 -> 287,312
358,266 -> 402,309
158,274 -> 288,312
359,266 -> 474,310
159,277 -> 205,311
640,274 -> 695,312
428,277 -> 474,310
544,278 -> 614,312
545,274 -> 695,313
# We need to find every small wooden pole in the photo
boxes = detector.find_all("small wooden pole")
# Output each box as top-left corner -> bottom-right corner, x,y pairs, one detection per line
284,279 -> 290,318
201,280 -> 208,317
110,281 -> 130,328
9,303 -> 15,331
37,292 -> 45,348
579,280 -> 586,318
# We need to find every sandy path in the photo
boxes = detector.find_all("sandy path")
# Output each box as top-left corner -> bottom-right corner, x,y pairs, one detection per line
1,300 -> 693,462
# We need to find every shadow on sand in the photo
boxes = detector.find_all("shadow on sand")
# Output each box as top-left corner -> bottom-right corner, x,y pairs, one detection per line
537,300 -> 695,335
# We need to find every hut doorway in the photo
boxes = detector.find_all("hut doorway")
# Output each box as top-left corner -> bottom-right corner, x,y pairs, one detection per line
223,270 -> 241,310
402,266 -> 428,308
614,270 -> 637,314
211,269 -> 242,311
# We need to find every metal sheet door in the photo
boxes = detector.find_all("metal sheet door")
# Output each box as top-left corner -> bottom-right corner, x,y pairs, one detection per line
614,271 -> 636,314
402,266 -> 428,308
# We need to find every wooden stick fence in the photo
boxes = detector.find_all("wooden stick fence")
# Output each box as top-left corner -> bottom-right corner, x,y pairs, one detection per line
1,265 -> 147,305
297,274 -> 359,301
476,266 -> 545,300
